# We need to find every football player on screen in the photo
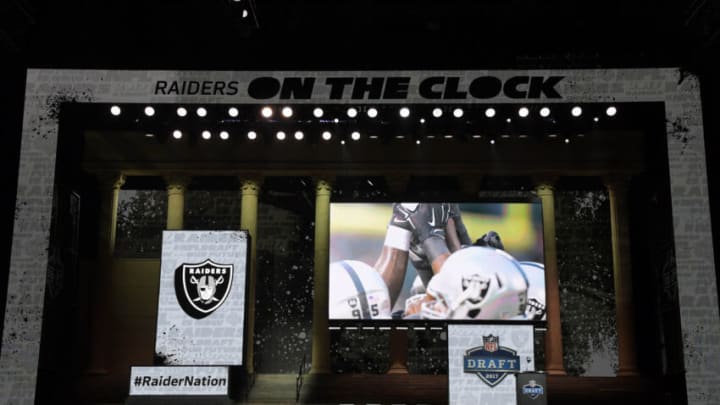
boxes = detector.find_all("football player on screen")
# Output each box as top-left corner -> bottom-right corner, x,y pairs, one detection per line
373,202 -> 503,308
329,260 -> 392,320
403,246 -> 529,320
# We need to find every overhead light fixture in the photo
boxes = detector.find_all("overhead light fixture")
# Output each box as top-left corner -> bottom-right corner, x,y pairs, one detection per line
172,130 -> 183,139
351,131 -> 361,141
276,131 -> 286,140
432,108 -> 443,118
367,107 -> 378,118
399,107 -> 410,118
294,131 -> 304,140
606,106 -> 617,117
247,130 -> 257,140
110,105 -> 121,116
219,131 -> 230,140
485,108 -> 496,118
176,107 -> 188,117
196,107 -> 208,117
322,131 -> 332,141
313,107 -> 324,118
347,107 -> 358,118
201,130 -> 212,140
261,106 -> 273,118
571,106 -> 582,117
282,106 -> 293,118
144,106 -> 155,117
453,108 -> 464,118
518,107 -> 529,117
539,107 -> 550,117
228,107 -> 239,117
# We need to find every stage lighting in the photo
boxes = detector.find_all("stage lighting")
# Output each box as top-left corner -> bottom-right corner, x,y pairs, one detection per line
144,106 -> 155,117
453,108 -> 463,118
261,107 -> 273,118
539,107 -> 550,117
202,130 -> 212,140
313,107 -> 324,118
219,131 -> 230,140
565,138 -> 570,144
485,108 -> 496,118
322,131 -> 332,141
419,118 -> 425,123
571,106 -> 582,117
506,118 -> 512,123
110,105 -> 121,116
196,107 -> 207,117
294,131 -> 304,140
432,108 -> 443,118
177,107 -> 188,117
518,107 -> 529,117
490,139 -> 496,145
594,117 -> 600,122
282,106 -> 293,118
367,108 -> 378,118
606,106 -> 617,117
399,107 -> 410,118
247,130 -> 257,140
228,107 -> 239,117
347,107 -> 358,118
276,131 -> 286,140
351,131 -> 361,140
172,130 -> 183,139
416,140 -> 421,145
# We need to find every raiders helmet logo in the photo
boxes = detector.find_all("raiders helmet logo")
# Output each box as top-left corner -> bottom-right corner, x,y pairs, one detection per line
461,274 -> 490,304
174,259 -> 234,319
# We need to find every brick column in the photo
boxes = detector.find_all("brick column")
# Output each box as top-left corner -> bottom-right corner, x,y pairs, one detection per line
311,179 -> 332,374
240,178 -> 261,374
535,178 -> 566,375
604,176 -> 638,376
87,172 -> 125,374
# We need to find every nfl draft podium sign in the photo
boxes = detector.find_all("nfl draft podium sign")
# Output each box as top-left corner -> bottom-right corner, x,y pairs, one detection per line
128,231 -> 249,403
516,373 -> 547,405
448,324 -> 535,405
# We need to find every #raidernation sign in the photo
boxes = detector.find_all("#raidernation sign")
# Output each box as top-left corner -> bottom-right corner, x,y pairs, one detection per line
175,259 -> 233,319
155,231 -> 248,366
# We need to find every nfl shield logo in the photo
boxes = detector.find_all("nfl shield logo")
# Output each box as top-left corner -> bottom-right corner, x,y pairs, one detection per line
174,258 -> 234,319
483,335 -> 499,352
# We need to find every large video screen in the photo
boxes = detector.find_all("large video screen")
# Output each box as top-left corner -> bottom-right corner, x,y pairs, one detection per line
329,202 -> 546,321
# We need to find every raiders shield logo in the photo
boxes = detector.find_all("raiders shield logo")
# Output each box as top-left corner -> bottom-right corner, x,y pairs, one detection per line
174,259 -> 234,319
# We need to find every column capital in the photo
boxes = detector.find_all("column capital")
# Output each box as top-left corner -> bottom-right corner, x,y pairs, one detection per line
533,176 -> 558,190
240,178 -> 262,195
315,178 -> 333,194
96,172 -> 126,191
165,175 -> 191,193
603,175 -> 631,191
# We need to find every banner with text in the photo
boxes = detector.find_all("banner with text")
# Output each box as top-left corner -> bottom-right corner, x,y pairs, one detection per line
448,324 -> 535,405
129,366 -> 229,396
155,230 -> 248,365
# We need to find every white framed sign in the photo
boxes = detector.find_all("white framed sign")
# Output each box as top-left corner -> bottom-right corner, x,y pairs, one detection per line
448,324 -> 535,405
154,230 -> 248,366
129,366 -> 229,396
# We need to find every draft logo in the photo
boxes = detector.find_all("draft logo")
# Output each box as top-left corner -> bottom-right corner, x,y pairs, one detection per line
174,259 -> 233,319
521,380 -> 545,400
463,335 -> 520,387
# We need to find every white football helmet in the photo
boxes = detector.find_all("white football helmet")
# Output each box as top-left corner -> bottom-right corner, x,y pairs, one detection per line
329,260 -> 392,320
519,261 -> 546,321
421,247 -> 529,320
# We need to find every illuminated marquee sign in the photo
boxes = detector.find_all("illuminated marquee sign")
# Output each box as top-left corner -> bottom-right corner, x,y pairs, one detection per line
153,75 -> 565,100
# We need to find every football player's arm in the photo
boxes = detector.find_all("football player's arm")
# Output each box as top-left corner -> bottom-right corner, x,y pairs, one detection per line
446,203 -> 472,252
374,243 -> 409,307
374,203 -> 414,307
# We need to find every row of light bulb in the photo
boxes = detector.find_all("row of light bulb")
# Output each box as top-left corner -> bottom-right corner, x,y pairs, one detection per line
111,105 -> 618,120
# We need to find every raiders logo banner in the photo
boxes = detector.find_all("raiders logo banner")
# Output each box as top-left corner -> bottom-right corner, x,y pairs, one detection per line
448,324 -> 534,405
155,231 -> 248,366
